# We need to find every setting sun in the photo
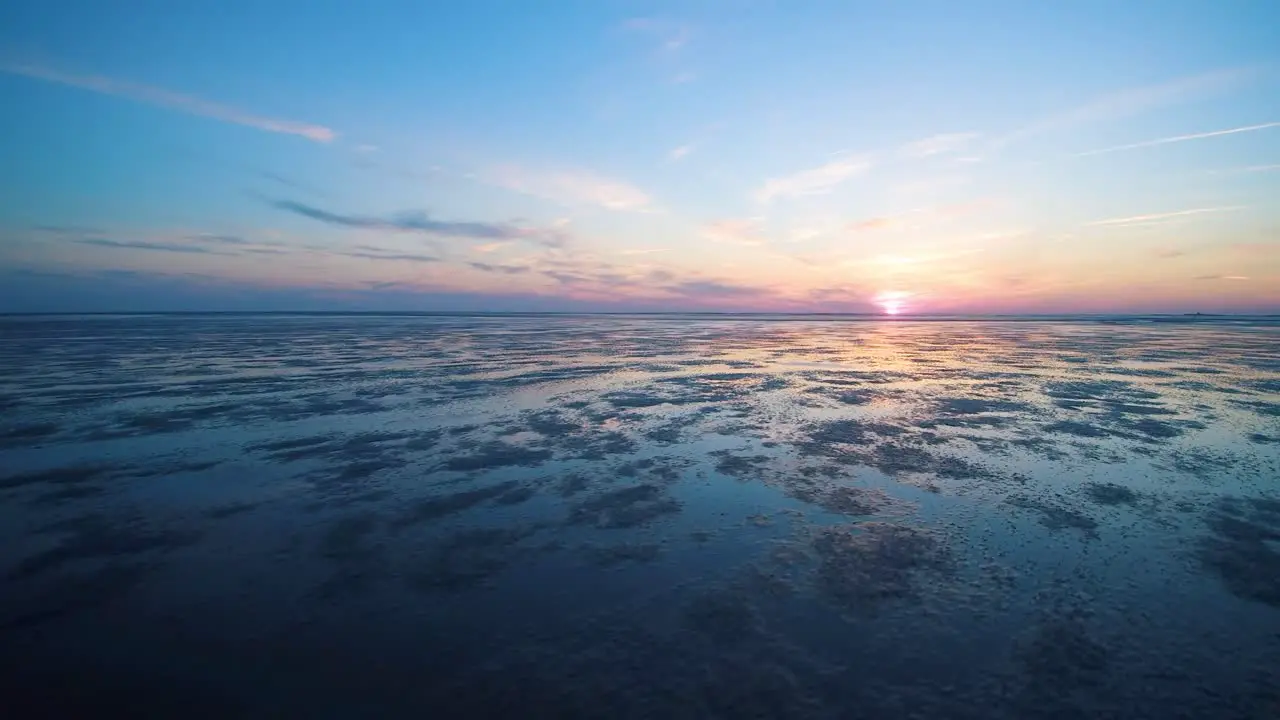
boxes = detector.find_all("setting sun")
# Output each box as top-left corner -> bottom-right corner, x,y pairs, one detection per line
875,291 -> 911,315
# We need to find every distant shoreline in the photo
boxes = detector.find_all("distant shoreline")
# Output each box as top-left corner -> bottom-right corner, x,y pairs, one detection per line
1,311 -> 1277,322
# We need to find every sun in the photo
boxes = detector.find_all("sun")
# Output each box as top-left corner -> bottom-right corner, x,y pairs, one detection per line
874,291 -> 911,316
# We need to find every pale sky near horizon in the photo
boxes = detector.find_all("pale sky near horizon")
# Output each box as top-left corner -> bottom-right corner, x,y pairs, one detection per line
1,0 -> 1277,313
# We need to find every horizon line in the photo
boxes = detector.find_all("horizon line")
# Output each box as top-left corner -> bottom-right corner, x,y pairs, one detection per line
3,310 -> 1277,319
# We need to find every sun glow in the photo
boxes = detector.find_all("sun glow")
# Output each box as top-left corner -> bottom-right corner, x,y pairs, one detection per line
875,290 -> 911,315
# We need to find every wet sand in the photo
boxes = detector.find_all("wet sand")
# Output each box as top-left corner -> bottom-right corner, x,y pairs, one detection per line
1,314 -> 1278,717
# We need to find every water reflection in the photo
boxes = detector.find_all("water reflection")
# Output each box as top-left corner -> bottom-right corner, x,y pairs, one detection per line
0,315 -> 1277,717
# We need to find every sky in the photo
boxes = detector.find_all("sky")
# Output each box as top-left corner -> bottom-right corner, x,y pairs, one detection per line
1,0 -> 1278,314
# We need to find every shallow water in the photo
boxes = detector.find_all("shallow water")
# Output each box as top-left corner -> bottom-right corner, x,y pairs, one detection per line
1,314 -> 1278,718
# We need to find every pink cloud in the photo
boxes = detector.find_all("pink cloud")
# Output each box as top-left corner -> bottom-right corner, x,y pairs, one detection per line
2,62 -> 336,143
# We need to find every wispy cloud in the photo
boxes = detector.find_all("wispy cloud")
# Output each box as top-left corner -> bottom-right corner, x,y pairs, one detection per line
669,279 -> 766,298
1194,274 -> 1250,281
663,26 -> 690,52
188,233 -> 254,246
489,167 -> 655,213
339,249 -> 440,263
996,67 -> 1249,147
72,237 -> 224,254
847,217 -> 897,233
703,218 -> 768,247
755,155 -> 871,203
2,62 -> 336,143
1076,121 -> 1280,157
1084,206 -> 1242,227
667,143 -> 695,162
620,248 -> 669,256
472,242 -> 511,254
1209,163 -> 1280,175
269,199 -> 567,246
468,262 -> 530,275
516,252 -> 772,305
624,18 -> 690,53
901,132 -> 979,158
33,224 -> 106,236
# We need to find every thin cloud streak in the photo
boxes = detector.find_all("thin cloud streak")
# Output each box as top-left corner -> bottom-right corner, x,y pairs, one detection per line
755,155 -> 871,203
340,250 -> 440,263
1084,206 -> 1243,227
72,237 -> 224,254
667,143 -> 695,162
269,199 -> 567,246
847,217 -> 896,233
623,18 -> 691,53
1209,163 -> 1280,175
468,262 -> 530,274
902,133 -> 979,158
1076,121 -> 1280,157
995,67 -> 1249,148
2,62 -> 336,143
489,167 -> 654,212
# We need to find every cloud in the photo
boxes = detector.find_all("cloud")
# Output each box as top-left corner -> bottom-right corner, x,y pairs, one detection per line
1076,121 -> 1280,157
996,67 -> 1249,147
803,284 -> 880,312
489,167 -> 654,212
1209,163 -> 1280,175
188,233 -> 254,245
703,219 -> 768,247
1194,274 -> 1250,281
848,217 -> 897,233
340,251 -> 440,263
662,27 -> 690,52
839,201 -> 992,236
669,280 -> 766,298
620,248 -> 668,255
2,62 -> 336,143
667,143 -> 695,162
525,254 -> 773,305
468,262 -> 530,275
258,171 -> 329,198
0,266 -> 663,314
269,199 -> 567,246
755,155 -> 871,203
71,237 -> 224,254
624,18 -> 690,53
902,133 -> 979,158
1084,206 -> 1242,227
33,224 -> 106,235
542,270 -> 592,286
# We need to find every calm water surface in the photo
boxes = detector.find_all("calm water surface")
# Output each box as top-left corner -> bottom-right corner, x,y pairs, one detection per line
1,315 -> 1278,718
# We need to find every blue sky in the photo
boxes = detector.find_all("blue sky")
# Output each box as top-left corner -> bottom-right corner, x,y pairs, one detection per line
1,0 -> 1277,313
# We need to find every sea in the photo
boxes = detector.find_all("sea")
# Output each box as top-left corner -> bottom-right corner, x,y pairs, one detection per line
1,313 -> 1277,718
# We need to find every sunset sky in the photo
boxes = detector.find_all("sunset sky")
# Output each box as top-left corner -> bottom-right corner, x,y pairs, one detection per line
1,0 -> 1277,314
